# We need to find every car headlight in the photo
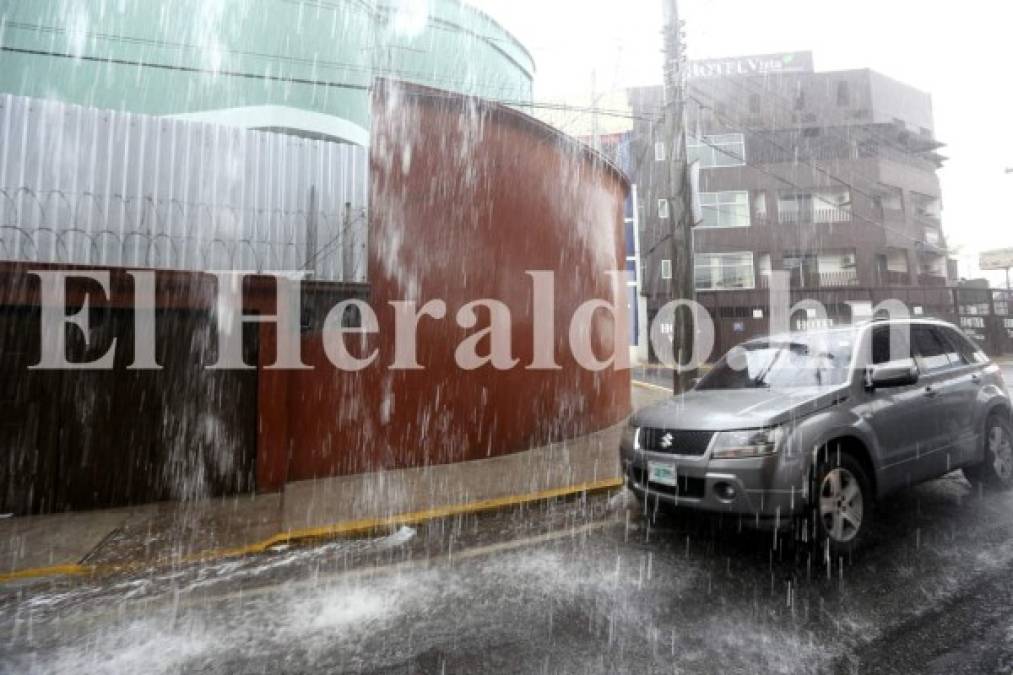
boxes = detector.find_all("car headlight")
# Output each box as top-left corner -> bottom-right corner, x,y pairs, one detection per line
711,427 -> 784,459
621,424 -> 640,451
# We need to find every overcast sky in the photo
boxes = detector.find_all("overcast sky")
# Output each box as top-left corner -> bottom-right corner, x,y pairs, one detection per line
472,0 -> 1013,282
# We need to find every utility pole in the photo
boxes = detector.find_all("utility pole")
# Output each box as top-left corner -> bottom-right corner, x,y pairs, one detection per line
661,0 -> 697,392
1006,168 -> 1013,289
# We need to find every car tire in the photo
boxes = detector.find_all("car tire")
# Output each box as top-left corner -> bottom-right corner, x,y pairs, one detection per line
963,413 -> 1013,491
808,445 -> 873,558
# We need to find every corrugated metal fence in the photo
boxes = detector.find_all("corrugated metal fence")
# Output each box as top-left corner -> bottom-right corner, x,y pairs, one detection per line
0,94 -> 368,282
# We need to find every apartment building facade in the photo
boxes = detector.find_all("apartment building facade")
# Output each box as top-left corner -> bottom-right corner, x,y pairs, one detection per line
628,53 -> 955,356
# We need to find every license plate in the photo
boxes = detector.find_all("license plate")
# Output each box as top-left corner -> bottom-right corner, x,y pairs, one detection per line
648,462 -> 677,487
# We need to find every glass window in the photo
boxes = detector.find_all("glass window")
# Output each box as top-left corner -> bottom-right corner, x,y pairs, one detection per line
660,259 -> 672,280
695,252 -> 754,290
658,199 -> 670,219
993,292 -> 1009,316
654,141 -> 666,162
754,192 -> 768,220
943,327 -> 988,365
699,191 -> 750,228
697,334 -> 854,390
836,81 -> 850,107
687,133 -> 746,168
911,326 -> 960,373
871,325 -> 912,365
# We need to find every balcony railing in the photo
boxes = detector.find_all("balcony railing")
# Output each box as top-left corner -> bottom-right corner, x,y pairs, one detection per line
778,208 -> 852,225
758,270 -> 859,289
915,213 -> 942,229
818,270 -> 860,287
919,274 -> 948,287
882,270 -> 911,286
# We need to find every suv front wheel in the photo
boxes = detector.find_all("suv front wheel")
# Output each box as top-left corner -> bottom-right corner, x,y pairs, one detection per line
809,446 -> 873,557
964,413 -> 1013,491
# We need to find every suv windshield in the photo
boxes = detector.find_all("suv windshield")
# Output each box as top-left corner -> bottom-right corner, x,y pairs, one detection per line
697,332 -> 855,390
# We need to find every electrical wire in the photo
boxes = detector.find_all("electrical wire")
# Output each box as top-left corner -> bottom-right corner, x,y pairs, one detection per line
685,92 -> 946,251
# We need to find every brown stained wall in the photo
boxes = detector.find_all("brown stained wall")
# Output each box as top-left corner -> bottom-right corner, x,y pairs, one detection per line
280,82 -> 632,483
0,80 -> 633,498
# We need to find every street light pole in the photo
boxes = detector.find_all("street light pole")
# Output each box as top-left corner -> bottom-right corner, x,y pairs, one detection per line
661,0 -> 697,393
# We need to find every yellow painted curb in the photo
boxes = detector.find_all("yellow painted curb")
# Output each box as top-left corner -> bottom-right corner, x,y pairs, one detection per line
0,563 -> 91,582
0,477 -> 625,584
632,380 -> 672,393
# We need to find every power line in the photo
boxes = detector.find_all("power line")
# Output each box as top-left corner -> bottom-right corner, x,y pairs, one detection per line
2,18 -> 537,103
703,72 -> 940,168
0,44 -> 660,125
687,90 -> 903,206
684,94 -> 944,251
636,95 -> 942,258
0,36 -> 666,128
0,46 -> 371,92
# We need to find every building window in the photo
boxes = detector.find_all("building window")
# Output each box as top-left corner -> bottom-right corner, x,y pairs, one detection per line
836,81 -> 850,107
777,189 -> 852,224
753,192 -> 768,221
658,199 -> 670,219
699,191 -> 750,228
877,186 -> 903,212
661,259 -> 673,280
687,133 -> 746,168
757,253 -> 772,286
654,141 -> 666,162
695,252 -> 755,291
748,94 -> 761,114
794,87 -> 805,111
886,249 -> 909,273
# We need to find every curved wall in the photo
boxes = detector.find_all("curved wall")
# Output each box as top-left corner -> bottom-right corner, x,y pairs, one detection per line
267,81 -> 631,485
0,0 -> 534,143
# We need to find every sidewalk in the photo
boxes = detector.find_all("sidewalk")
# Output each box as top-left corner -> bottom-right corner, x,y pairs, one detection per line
0,384 -> 669,582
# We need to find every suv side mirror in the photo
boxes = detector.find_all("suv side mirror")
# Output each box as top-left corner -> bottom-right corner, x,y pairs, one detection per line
865,362 -> 919,390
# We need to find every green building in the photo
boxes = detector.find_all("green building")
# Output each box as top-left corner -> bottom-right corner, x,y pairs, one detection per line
0,0 -> 535,145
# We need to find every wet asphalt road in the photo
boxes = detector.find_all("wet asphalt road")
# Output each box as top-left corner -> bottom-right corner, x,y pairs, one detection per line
2,366 -> 1013,674
5,474 -> 1013,674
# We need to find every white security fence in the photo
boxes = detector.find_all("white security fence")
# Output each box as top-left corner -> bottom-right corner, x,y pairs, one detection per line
0,95 -> 369,282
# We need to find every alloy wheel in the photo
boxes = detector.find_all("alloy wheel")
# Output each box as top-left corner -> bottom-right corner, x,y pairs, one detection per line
819,467 -> 864,544
989,424 -> 1013,482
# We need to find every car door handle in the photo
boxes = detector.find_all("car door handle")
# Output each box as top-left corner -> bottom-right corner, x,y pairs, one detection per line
971,373 -> 982,384
924,386 -> 939,398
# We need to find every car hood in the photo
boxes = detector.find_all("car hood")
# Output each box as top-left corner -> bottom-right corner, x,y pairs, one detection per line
631,386 -> 849,431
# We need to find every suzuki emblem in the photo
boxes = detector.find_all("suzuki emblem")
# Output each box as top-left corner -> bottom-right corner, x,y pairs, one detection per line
660,432 -> 674,449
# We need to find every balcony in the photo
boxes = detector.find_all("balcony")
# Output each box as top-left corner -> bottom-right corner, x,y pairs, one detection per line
777,208 -> 852,225
759,270 -> 859,289
918,274 -> 948,287
882,270 -> 912,286
916,213 -> 943,229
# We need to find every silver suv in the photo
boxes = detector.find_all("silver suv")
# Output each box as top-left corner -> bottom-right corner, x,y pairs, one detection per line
622,319 -> 1013,554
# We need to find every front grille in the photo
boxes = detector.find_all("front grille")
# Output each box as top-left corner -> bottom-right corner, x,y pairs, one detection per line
640,429 -> 714,456
628,466 -> 705,499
